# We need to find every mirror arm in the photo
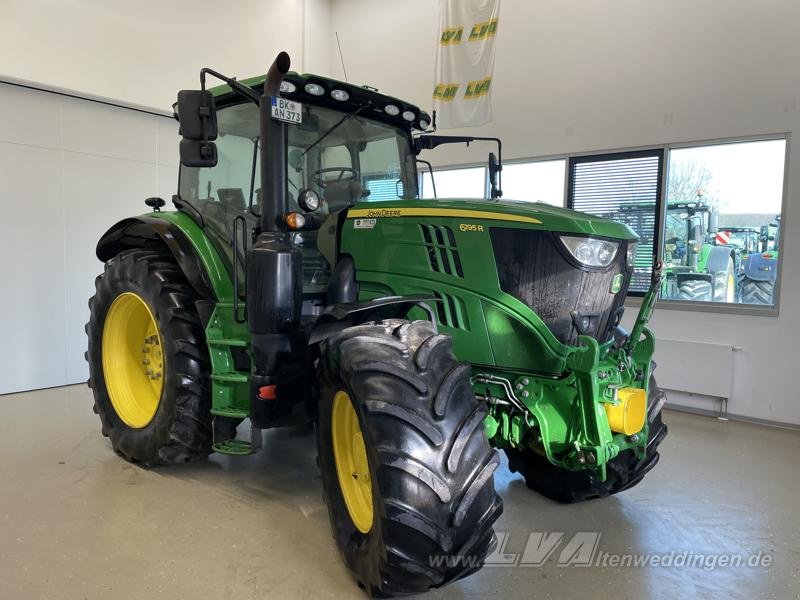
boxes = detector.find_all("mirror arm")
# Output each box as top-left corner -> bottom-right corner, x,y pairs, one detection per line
413,134 -> 502,198
200,68 -> 262,106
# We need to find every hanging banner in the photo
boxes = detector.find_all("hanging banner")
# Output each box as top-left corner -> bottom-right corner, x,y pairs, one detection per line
432,0 -> 500,129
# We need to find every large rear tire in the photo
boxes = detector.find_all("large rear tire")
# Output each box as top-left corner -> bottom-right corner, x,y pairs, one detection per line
740,277 -> 774,304
713,257 -> 736,302
677,279 -> 712,301
316,319 -> 503,596
86,249 -> 212,465
505,376 -> 668,503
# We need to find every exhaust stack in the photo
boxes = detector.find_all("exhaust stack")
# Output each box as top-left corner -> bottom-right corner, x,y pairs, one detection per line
246,51 -> 303,428
259,51 -> 291,232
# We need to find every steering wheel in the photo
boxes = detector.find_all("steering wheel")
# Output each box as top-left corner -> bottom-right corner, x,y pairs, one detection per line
312,167 -> 358,188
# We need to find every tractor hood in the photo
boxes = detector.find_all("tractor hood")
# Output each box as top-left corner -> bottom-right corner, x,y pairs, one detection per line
347,198 -> 638,241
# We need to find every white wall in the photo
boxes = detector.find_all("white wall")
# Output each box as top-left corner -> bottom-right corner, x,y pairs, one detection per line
330,0 -> 800,425
0,82 -> 180,393
0,0 -> 333,112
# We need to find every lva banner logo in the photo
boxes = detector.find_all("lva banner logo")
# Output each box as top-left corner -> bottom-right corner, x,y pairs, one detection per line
429,531 -> 774,571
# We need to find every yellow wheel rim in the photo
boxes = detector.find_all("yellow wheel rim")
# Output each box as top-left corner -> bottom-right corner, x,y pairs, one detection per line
331,391 -> 373,534
102,292 -> 164,428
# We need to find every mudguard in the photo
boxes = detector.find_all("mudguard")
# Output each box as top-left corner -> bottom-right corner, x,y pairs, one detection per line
308,295 -> 439,345
705,244 -> 734,274
742,252 -> 778,282
96,215 -> 220,301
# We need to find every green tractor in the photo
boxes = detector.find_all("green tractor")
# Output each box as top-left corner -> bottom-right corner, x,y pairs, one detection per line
739,216 -> 781,304
86,52 -> 667,596
662,200 -> 737,302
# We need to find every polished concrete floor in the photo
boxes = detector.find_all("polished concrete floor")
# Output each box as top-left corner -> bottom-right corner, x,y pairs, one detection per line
0,385 -> 798,600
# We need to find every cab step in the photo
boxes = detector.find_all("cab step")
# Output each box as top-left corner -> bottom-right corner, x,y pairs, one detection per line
211,420 -> 262,456
211,406 -> 249,419
212,439 -> 258,456
207,338 -> 248,347
211,372 -> 249,383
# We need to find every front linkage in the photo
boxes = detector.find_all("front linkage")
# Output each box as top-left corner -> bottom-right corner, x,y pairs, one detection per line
474,264 -> 664,482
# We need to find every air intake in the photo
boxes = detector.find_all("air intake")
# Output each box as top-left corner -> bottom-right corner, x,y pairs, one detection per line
419,224 -> 464,277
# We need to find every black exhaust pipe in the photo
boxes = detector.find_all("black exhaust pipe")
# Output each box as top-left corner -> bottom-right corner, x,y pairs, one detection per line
247,51 -> 303,427
260,50 -> 291,232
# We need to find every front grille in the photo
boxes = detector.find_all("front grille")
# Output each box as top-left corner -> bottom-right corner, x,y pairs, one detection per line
490,228 -> 630,346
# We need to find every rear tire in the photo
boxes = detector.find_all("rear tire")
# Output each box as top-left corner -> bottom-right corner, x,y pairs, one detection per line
740,278 -> 774,304
86,249 -> 212,465
505,376 -> 667,503
677,279 -> 712,301
713,257 -> 736,302
316,319 -> 503,596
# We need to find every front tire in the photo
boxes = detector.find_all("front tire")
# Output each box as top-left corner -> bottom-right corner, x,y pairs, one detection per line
86,249 -> 212,465
316,319 -> 503,596
506,376 -> 668,503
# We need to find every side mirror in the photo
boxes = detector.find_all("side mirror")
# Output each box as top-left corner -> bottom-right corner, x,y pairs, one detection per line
708,209 -> 719,234
488,152 -> 502,199
175,90 -> 218,167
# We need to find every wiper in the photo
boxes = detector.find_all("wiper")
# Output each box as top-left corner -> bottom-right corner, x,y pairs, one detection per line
303,104 -> 367,156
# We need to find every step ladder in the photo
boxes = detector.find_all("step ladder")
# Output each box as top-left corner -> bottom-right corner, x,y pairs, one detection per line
206,302 -> 260,455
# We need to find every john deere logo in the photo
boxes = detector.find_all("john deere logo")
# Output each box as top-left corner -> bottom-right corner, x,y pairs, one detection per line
610,273 -> 624,294
433,83 -> 460,102
468,18 -> 498,41
464,77 -> 492,100
440,26 -> 464,45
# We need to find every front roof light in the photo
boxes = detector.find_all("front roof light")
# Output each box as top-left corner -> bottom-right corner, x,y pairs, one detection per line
330,89 -> 350,101
280,81 -> 296,94
402,110 -> 415,122
384,104 -> 400,116
305,83 -> 325,96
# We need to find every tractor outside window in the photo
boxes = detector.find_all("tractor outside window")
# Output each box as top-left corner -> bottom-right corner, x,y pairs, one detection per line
662,138 -> 787,307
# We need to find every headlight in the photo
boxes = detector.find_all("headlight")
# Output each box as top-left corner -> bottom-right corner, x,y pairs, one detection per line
298,189 -> 321,212
626,242 -> 638,268
304,83 -> 325,96
560,236 -> 619,268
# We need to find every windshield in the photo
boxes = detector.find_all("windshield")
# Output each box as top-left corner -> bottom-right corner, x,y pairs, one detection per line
178,100 -> 417,222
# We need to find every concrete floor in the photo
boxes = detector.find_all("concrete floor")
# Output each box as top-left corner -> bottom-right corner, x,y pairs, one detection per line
0,385 -> 798,600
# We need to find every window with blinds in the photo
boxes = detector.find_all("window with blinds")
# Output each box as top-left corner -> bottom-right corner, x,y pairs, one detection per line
567,149 -> 665,294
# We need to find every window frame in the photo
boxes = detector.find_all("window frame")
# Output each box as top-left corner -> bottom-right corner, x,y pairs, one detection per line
567,148 -> 666,298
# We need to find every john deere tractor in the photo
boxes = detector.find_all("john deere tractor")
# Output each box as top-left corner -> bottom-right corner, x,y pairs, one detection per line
662,200 -> 736,302
739,216 -> 781,304
86,52 -> 667,596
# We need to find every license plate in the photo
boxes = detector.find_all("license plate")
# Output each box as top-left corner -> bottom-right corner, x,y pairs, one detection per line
270,97 -> 303,124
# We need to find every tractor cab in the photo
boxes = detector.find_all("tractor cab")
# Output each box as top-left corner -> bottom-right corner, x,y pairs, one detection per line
663,200 -> 718,272
176,75 -> 425,305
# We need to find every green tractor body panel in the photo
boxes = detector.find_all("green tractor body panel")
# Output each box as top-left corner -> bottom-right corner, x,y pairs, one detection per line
149,211 -> 236,301
339,198 -> 653,477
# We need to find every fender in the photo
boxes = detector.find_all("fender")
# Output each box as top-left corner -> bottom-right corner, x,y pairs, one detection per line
705,245 -> 734,274
308,295 -> 440,345
96,214 -> 230,302
742,252 -> 778,283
